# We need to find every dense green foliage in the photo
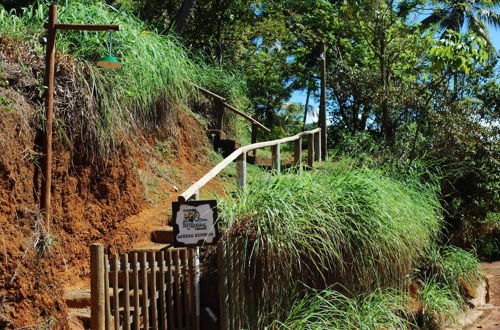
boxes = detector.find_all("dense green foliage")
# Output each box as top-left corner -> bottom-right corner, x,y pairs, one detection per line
0,0 -> 250,153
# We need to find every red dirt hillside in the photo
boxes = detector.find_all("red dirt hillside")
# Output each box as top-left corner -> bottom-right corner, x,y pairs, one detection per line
0,46 -> 226,327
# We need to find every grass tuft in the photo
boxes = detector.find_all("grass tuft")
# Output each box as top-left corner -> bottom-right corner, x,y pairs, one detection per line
218,159 -> 442,325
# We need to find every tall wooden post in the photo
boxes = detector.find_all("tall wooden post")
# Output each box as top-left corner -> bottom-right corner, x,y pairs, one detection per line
314,132 -> 321,162
90,243 -> 105,330
215,99 -> 225,131
319,43 -> 327,160
272,144 -> 281,174
250,123 -> 258,163
308,134 -> 314,167
294,137 -> 302,174
41,4 -> 57,231
41,5 -> 120,232
237,153 -> 247,188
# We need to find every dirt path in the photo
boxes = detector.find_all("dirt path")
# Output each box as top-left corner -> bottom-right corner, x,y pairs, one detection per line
467,261 -> 500,329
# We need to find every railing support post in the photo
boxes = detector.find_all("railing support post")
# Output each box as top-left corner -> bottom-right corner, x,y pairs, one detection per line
250,123 -> 258,163
237,153 -> 247,188
90,243 -> 105,330
294,137 -> 302,174
308,134 -> 314,167
215,99 -> 225,131
272,144 -> 281,174
314,132 -> 321,162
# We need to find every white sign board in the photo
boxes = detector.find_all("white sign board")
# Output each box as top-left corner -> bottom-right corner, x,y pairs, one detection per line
172,200 -> 218,246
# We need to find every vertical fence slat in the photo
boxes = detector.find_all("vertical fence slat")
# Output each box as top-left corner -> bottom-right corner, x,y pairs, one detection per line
167,250 -> 175,330
190,248 -> 199,330
181,249 -> 191,330
141,252 -> 150,330
150,252 -> 159,330
308,133 -> 314,167
232,239 -> 241,329
237,239 -> 246,328
217,241 -> 228,330
104,255 -> 111,330
113,254 -> 120,330
123,254 -> 131,330
227,239 -> 236,330
132,253 -> 140,330
174,250 -> 183,329
90,244 -> 105,330
159,251 -> 167,330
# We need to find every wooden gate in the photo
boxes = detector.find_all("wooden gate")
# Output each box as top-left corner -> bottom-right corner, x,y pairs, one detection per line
217,238 -> 251,330
90,244 -> 199,330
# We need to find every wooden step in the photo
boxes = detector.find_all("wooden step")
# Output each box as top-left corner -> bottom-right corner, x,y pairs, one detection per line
130,243 -> 171,253
151,227 -> 174,244
68,307 -> 91,329
65,289 -> 91,309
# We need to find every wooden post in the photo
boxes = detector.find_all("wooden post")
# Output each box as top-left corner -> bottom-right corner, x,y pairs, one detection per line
314,132 -> 321,162
190,191 -> 201,330
294,137 -> 302,174
250,123 -> 258,163
41,6 -> 120,232
90,244 -> 105,330
308,134 -> 314,167
272,144 -> 281,174
215,99 -> 225,131
320,43 -> 328,160
237,152 -> 247,188
41,4 -> 57,231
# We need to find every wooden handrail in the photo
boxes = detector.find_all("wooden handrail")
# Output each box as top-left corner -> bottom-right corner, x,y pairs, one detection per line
179,128 -> 321,202
194,85 -> 271,133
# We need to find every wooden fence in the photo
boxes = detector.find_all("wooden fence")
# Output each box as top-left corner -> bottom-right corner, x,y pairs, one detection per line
90,244 -> 199,330
90,128 -> 322,329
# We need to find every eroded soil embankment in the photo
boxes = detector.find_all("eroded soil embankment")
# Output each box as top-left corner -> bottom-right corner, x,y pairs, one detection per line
466,261 -> 500,329
0,86 -> 216,327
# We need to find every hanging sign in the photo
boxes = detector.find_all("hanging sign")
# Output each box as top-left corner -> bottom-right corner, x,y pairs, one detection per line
171,200 -> 219,247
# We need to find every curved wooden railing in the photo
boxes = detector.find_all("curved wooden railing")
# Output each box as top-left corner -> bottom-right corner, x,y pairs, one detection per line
195,85 -> 271,134
178,128 -> 322,202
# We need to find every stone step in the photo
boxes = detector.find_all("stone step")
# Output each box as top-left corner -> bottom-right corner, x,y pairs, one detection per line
151,227 -> 174,244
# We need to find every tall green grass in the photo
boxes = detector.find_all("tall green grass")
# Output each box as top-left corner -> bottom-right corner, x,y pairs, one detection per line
274,288 -> 411,329
0,1 -> 249,154
218,159 -> 442,324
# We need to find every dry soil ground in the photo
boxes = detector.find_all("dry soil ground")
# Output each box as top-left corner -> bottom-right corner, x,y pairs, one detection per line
467,261 -> 500,329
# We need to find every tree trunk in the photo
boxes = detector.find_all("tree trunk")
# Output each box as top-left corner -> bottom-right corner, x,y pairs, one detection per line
174,0 -> 196,34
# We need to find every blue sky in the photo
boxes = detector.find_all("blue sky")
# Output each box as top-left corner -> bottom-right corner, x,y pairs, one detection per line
289,23 -> 500,122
